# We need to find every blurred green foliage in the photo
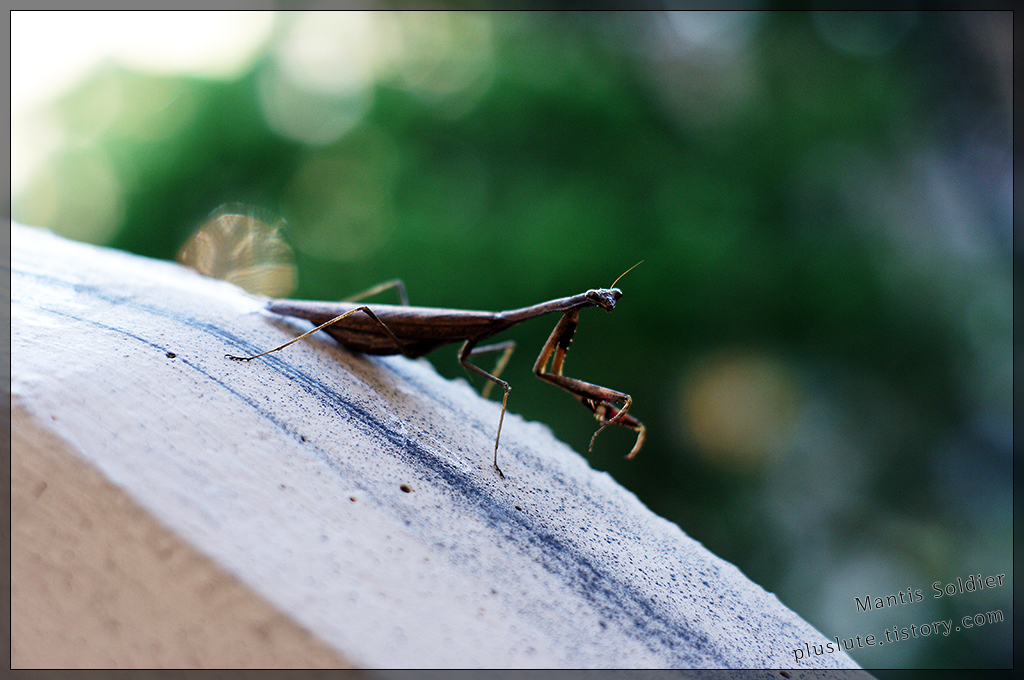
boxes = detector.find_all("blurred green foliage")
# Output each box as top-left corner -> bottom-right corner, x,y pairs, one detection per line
11,11 -> 1012,669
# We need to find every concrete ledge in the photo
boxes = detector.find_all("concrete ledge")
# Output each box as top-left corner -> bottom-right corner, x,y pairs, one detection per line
10,222 -> 864,671
11,402 -> 352,668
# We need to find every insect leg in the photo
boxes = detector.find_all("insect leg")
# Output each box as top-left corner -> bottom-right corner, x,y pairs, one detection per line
533,310 -> 646,459
226,305 -> 411,361
459,339 -> 513,478
467,340 -> 516,398
342,279 -> 409,306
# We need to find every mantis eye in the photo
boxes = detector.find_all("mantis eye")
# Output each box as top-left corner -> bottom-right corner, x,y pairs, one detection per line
585,289 -> 618,311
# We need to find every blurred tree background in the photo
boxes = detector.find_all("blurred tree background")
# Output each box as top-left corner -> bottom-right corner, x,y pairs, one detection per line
10,10 -> 1012,669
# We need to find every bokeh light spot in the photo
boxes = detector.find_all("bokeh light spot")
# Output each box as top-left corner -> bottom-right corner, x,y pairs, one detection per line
258,62 -> 372,147
678,349 -> 800,470
177,207 -> 297,298
259,12 -> 397,146
14,145 -> 124,245
813,11 -> 917,59
285,127 -> 399,262
391,12 -> 495,117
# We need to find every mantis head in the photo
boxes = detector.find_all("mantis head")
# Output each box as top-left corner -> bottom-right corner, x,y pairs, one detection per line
584,260 -> 642,312
585,288 -> 623,312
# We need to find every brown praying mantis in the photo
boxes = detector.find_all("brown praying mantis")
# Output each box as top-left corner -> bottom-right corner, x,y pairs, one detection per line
226,264 -> 646,478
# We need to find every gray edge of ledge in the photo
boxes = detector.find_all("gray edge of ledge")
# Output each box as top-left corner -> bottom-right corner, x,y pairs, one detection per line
10,222 -> 865,672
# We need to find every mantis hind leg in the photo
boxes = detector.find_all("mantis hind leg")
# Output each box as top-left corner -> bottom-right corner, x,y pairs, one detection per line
227,279 -> 412,361
226,305 -> 411,362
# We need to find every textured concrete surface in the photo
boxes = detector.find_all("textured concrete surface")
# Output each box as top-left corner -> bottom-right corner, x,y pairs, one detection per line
11,223 -> 864,670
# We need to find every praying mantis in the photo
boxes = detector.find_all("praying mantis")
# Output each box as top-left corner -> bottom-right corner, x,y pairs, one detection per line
227,266 -> 646,479
180,207 -> 644,478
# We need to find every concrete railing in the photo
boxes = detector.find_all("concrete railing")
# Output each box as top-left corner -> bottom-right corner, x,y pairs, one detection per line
10,222 -> 865,673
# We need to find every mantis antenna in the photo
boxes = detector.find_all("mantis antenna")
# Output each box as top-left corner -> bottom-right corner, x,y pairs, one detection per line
610,260 -> 644,289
